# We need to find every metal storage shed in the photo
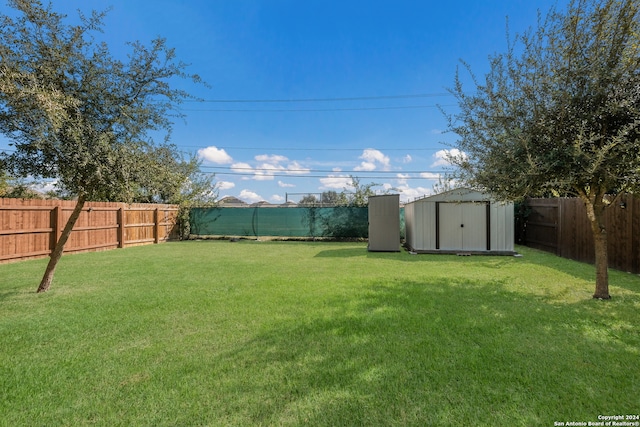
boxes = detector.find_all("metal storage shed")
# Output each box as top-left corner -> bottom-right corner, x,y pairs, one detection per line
404,188 -> 515,254
368,194 -> 400,252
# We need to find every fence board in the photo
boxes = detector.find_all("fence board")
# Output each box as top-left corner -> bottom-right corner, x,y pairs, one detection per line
523,199 -> 559,253
0,199 -> 179,263
633,196 -> 640,274
523,195 -> 640,274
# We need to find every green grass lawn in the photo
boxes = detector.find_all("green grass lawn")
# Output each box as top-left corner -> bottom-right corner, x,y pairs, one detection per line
1,241 -> 638,426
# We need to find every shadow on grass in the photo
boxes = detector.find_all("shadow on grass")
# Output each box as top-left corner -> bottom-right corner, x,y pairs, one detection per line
0,262 -> 47,300
210,277 -> 639,426
512,246 -> 640,295
313,246 -> 374,258
0,289 -> 22,301
314,245 -> 640,295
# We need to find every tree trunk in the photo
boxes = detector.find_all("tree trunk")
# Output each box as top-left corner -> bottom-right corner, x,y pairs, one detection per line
37,195 -> 87,293
582,196 -> 611,300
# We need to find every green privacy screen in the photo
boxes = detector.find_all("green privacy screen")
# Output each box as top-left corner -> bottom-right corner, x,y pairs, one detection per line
190,207 -> 370,238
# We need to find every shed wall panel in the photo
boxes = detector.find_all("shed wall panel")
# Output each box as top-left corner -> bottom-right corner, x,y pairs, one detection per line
368,195 -> 400,251
404,203 -> 414,248
414,201 -> 436,250
405,189 -> 514,253
490,203 -> 515,251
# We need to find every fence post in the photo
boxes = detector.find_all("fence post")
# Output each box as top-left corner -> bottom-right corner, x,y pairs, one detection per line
154,208 -> 160,244
556,198 -> 562,256
117,205 -> 125,248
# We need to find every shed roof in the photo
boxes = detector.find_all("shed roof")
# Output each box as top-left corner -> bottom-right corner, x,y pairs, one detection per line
410,188 -> 493,203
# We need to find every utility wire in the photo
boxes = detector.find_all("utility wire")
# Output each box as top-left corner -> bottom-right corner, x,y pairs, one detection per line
203,171 -> 444,179
189,92 -> 453,103
200,165 -> 447,174
2,145 -> 448,155
188,145 -> 444,152
2,146 -> 448,158
182,104 -> 456,112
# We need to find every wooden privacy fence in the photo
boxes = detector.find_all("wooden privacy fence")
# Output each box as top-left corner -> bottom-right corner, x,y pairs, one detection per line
522,195 -> 640,274
1,198 -> 179,263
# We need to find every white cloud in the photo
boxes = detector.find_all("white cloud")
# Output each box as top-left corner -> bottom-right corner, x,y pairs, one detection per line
216,181 -> 235,190
251,162 -> 280,181
232,162 -> 276,181
286,161 -> 310,175
232,157 -> 310,181
395,185 -> 433,202
420,172 -> 441,180
319,174 -> 353,190
356,148 -> 390,171
258,163 -> 281,170
431,148 -> 466,167
354,162 -> 376,171
238,189 -> 263,204
198,146 -> 233,164
278,180 -> 295,188
253,173 -> 275,181
402,154 -> 412,163
361,148 -> 390,165
29,179 -> 58,194
270,194 -> 285,203
395,173 -> 410,185
231,162 -> 252,171
381,183 -> 395,192
230,162 -> 254,180
255,154 -> 288,163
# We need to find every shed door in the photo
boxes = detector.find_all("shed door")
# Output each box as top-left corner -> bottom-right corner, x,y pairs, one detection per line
439,202 -> 487,251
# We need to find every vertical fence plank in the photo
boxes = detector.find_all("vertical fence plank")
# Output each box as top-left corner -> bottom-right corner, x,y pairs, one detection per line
118,205 -> 125,248
523,198 -> 559,253
55,205 -> 63,247
632,196 -> 640,274
51,206 -> 59,251
154,208 -> 160,244
525,195 -> 639,274
0,199 -> 178,263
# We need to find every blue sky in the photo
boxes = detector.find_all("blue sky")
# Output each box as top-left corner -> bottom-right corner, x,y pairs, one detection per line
2,0 -> 563,203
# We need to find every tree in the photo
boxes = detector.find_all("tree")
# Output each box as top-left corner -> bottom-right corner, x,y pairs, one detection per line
342,176 -> 379,207
446,0 -> 640,299
1,165 -> 48,199
311,177 -> 376,238
299,191 -> 348,207
0,0 -> 205,292
129,145 -> 217,239
320,190 -> 348,206
431,174 -> 461,195
0,164 -> 7,196
298,194 -> 319,206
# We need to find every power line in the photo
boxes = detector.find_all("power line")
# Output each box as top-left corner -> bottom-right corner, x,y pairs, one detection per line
189,92 -> 453,103
204,171 -> 444,179
2,145 -> 448,155
200,165 -> 446,174
189,145 -> 444,152
182,104 -> 456,112
3,145 -> 450,158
